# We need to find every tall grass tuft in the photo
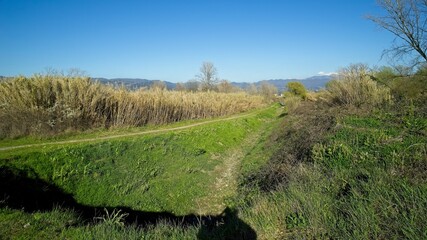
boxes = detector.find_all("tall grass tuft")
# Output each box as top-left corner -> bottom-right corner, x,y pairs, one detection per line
0,75 -> 264,138
326,64 -> 391,108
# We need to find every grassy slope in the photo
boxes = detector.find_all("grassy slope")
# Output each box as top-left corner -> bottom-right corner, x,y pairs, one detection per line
317,112 -> 427,239
239,103 -> 427,239
0,105 -> 281,239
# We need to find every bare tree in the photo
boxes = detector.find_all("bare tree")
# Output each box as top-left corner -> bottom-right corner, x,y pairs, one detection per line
368,0 -> 427,65
260,81 -> 278,100
246,83 -> 259,95
150,80 -> 167,90
67,68 -> 88,77
184,80 -> 200,92
175,82 -> 186,91
217,80 -> 239,93
196,62 -> 219,91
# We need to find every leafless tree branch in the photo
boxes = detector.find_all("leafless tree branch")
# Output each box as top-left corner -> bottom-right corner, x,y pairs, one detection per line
368,0 -> 427,65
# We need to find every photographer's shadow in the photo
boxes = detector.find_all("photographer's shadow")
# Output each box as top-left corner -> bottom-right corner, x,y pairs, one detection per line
197,207 -> 257,240
0,165 -> 256,239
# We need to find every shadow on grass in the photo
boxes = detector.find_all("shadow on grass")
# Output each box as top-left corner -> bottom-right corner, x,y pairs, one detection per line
0,166 -> 256,240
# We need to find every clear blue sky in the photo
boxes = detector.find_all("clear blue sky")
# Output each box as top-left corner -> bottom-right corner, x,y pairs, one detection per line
0,0 -> 394,82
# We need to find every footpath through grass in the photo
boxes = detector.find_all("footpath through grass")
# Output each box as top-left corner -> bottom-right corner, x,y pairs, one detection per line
0,104 -> 282,239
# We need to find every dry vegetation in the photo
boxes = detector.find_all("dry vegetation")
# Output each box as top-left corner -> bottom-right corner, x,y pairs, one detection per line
325,64 -> 391,107
0,75 -> 264,138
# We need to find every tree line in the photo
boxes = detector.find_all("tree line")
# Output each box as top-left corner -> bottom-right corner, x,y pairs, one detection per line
163,61 -> 279,100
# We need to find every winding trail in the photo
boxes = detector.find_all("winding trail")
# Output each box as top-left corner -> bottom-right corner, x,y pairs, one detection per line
0,111 -> 258,152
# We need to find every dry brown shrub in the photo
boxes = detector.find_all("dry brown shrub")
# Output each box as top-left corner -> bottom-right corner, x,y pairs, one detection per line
326,64 -> 391,108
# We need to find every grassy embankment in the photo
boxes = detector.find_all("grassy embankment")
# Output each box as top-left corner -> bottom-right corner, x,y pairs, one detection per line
237,65 -> 427,239
0,100 -> 282,239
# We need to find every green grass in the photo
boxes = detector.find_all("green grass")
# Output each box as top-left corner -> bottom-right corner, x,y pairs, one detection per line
0,206 -> 200,240
312,113 -> 427,238
3,96 -> 425,239
238,104 -> 427,239
0,104 -> 282,239
0,106 -> 265,150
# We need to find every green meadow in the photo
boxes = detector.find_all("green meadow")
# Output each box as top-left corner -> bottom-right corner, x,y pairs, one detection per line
0,105 -> 281,239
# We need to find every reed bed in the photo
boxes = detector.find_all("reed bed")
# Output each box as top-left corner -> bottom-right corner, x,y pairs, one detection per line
0,75 -> 264,138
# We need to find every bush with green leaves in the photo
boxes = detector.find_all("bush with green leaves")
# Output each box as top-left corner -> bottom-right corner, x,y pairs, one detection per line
285,81 -> 307,99
373,66 -> 427,102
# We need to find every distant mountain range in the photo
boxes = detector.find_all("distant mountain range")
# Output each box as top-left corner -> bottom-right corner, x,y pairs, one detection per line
0,75 -> 335,91
232,75 -> 336,92
93,75 -> 336,92
92,78 -> 176,90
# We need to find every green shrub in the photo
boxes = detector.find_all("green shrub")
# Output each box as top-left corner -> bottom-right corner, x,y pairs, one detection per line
388,75 -> 427,100
286,82 -> 307,99
373,66 -> 398,83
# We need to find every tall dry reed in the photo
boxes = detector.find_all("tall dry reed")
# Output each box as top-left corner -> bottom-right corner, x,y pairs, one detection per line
0,75 -> 264,138
326,64 -> 391,108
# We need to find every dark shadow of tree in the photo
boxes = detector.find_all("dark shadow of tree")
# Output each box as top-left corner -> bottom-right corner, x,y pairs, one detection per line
0,166 -> 256,240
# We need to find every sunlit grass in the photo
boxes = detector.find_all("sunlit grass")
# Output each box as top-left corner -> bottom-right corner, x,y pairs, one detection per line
0,105 -> 281,239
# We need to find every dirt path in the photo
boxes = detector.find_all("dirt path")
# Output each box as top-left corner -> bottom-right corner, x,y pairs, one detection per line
0,112 -> 258,152
196,149 -> 243,215
196,131 -> 262,215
